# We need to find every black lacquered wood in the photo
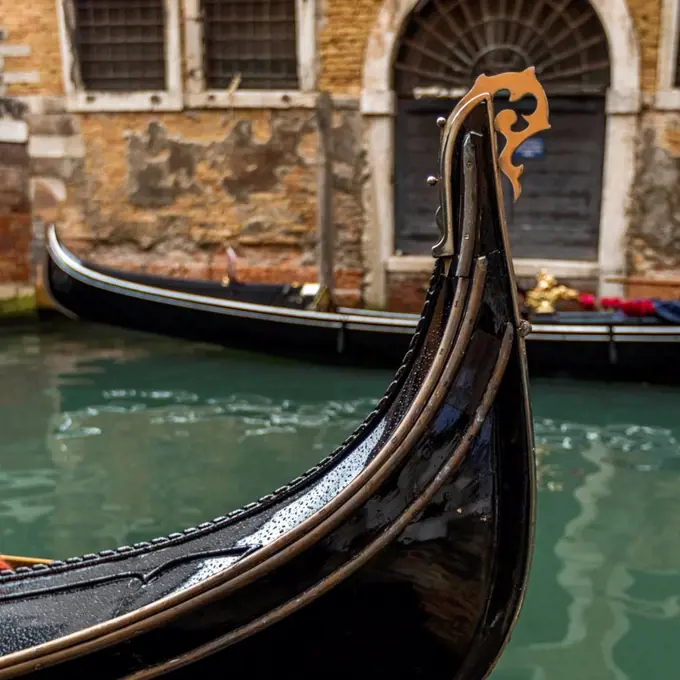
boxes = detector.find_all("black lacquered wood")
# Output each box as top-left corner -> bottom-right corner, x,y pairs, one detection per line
42,225 -> 680,385
2,99 -> 534,679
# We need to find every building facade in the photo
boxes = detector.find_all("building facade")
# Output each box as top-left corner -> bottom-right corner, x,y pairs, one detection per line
0,0 -> 678,311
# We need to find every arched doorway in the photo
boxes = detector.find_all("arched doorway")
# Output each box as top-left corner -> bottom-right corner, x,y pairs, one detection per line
392,0 -> 611,260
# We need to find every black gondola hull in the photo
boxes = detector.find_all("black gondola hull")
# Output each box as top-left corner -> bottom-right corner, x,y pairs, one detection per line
44,241 -> 680,383
44,246 -> 416,369
0,90 -> 535,679
525,318 -> 680,383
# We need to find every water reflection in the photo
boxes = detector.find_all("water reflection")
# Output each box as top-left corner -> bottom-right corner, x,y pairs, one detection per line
493,399 -> 680,679
0,321 -> 390,559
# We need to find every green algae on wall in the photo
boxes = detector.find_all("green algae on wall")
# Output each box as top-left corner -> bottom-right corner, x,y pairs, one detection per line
0,285 -> 37,320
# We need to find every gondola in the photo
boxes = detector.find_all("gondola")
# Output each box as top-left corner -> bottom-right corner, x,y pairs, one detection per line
44,220 -> 680,383
42,222 -> 434,368
1,70 -> 536,678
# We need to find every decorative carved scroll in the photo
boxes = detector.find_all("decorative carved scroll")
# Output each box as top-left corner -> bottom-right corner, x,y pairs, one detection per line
457,67 -> 551,202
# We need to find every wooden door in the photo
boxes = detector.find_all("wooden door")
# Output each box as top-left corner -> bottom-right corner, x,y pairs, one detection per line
394,97 -> 606,261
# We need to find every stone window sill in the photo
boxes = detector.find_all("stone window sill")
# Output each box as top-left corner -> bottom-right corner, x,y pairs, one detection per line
654,89 -> 680,111
386,255 -> 600,279
185,91 -> 319,110
65,91 -> 183,113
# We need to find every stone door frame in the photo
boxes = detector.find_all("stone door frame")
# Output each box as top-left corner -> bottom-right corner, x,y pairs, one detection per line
359,0 -> 642,307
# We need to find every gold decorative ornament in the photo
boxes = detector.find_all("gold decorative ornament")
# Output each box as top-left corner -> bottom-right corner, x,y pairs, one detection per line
453,66 -> 551,202
433,67 -> 550,260
525,269 -> 579,314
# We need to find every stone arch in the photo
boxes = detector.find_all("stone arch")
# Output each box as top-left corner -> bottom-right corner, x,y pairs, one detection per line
360,0 -> 641,307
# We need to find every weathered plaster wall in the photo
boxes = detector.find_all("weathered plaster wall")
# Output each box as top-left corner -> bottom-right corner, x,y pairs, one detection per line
0,0 -> 63,96
628,113 -> 680,275
54,108 -> 365,298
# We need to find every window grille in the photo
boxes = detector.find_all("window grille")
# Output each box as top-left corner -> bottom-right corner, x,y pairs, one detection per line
202,0 -> 298,90
394,0 -> 611,96
73,0 -> 166,91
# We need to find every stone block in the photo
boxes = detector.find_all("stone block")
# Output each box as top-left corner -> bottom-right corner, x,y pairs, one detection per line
29,157 -> 84,182
0,119 -> 28,143
25,113 -> 78,136
0,283 -> 36,316
0,140 -> 28,165
0,165 -> 27,194
28,134 -> 85,159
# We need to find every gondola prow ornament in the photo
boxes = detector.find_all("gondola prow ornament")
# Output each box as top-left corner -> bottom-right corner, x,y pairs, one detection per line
433,66 -> 551,258
11,72 -> 546,679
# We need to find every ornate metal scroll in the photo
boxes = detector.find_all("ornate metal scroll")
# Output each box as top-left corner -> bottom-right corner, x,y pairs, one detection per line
455,67 -> 551,202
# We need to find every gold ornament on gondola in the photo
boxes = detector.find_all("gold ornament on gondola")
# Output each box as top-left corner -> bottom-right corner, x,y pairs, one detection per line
452,66 -> 551,202
525,269 -> 579,314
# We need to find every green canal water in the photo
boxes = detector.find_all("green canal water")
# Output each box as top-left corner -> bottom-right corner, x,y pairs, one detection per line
1,319 -> 680,678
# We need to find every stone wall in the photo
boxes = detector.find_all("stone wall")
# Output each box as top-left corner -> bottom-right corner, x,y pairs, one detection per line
0,97 -> 30,283
48,106 -> 366,301
0,0 -> 678,313
628,113 -> 680,276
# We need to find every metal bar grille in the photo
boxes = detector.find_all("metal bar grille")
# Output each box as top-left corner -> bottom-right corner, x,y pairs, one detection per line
202,0 -> 298,90
394,0 -> 611,96
73,0 -> 166,91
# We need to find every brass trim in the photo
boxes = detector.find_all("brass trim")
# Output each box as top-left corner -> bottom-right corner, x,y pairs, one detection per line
0,555 -> 52,569
454,133 -> 479,277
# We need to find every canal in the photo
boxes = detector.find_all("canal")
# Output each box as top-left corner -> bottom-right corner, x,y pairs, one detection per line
1,319 -> 679,678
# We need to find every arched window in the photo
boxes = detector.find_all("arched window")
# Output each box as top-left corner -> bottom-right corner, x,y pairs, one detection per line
394,0 -> 610,95
392,0 -> 611,261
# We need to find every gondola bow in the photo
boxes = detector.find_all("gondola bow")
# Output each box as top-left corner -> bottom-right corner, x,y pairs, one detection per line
3,71 -> 539,679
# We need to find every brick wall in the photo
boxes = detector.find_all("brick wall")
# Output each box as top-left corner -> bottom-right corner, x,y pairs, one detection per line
318,0 -> 383,95
0,0 -> 62,96
0,140 -> 30,282
52,107 -> 364,294
627,0 -> 662,93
